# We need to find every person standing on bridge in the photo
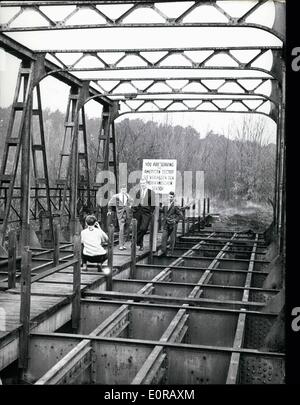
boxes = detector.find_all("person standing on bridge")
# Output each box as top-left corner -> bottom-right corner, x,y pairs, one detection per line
131,177 -> 157,251
80,215 -> 108,271
160,191 -> 183,256
107,184 -> 133,250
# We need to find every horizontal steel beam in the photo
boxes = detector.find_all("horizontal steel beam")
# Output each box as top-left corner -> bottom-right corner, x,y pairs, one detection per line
0,1 -> 284,5
82,290 -> 266,309
30,331 -> 285,356
118,108 -> 276,122
107,94 -> 276,105
88,76 -> 276,82
81,298 -> 277,317
135,264 -> 268,275
61,65 -> 277,76
0,24 -> 283,42
168,255 -> 269,264
35,46 -> 283,53
113,278 -> 279,294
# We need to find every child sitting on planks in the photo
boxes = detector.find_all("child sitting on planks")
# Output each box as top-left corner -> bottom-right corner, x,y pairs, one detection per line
80,215 -> 108,272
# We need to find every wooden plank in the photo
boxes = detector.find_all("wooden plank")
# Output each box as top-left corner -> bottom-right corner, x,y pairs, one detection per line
72,235 -> 81,331
149,215 -> 154,264
53,223 -> 60,267
107,224 -> 114,291
19,248 -> 32,369
31,260 -> 77,283
37,272 -> 100,284
0,293 -> 68,334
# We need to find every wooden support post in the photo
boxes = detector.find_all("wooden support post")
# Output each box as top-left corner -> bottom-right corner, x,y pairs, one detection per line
203,198 -> 206,220
72,234 -> 81,331
182,209 -> 186,236
152,206 -> 159,252
107,224 -> 114,291
39,211 -> 45,246
192,205 -> 195,234
59,188 -> 62,212
53,223 -> 60,267
173,222 -> 178,252
8,230 -> 17,289
19,247 -> 32,370
149,214 -> 154,264
207,197 -> 210,214
130,218 -> 137,278
158,206 -> 162,231
198,200 -> 201,232
187,206 -> 190,234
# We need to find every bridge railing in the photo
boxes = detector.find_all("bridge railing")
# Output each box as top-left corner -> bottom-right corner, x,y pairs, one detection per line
0,186 -> 98,225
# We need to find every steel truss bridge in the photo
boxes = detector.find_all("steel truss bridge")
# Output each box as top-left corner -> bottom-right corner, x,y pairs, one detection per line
0,0 -> 286,386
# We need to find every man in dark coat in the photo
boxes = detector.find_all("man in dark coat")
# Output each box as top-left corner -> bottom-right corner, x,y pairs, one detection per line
161,191 -> 183,255
131,178 -> 156,251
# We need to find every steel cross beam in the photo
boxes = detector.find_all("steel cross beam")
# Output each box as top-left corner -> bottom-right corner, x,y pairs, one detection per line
40,47 -> 282,81
85,76 -> 277,102
117,97 -> 278,122
0,0 -> 285,43
0,33 -> 112,107
41,58 -> 281,81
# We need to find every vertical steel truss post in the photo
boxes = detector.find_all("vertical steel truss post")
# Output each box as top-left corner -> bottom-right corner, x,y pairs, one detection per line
94,103 -> 119,231
272,55 -> 285,252
20,88 -> 32,249
31,82 -> 54,245
78,106 -> 91,211
99,105 -> 111,232
57,82 -> 91,238
274,117 -> 280,233
0,59 -> 33,247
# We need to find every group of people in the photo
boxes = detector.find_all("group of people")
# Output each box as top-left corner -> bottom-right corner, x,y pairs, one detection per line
80,178 -> 183,271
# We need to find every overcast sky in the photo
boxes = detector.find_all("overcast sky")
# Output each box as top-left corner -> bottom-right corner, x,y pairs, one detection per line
0,1 -> 283,143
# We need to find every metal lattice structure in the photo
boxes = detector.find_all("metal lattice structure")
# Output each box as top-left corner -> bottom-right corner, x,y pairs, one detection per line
0,0 -> 285,257
0,0 -> 286,387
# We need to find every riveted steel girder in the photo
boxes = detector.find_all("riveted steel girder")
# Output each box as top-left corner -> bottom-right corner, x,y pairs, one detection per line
0,0 -> 285,42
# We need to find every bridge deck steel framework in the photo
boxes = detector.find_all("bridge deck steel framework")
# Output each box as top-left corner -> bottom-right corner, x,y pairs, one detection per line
0,1 -> 285,265
5,228 -> 284,385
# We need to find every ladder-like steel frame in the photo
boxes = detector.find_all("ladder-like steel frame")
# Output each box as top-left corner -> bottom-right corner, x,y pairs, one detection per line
57,85 -> 91,236
0,60 -> 54,247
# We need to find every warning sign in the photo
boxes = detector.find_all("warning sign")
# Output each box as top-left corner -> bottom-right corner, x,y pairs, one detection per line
142,159 -> 177,194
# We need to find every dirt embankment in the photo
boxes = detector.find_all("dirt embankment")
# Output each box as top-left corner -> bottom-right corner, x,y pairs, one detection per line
211,202 -> 273,233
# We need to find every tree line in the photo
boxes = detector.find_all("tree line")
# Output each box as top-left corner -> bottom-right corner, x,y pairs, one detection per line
0,106 -> 275,203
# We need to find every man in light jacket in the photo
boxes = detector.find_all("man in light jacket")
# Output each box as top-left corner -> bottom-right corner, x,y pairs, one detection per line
108,184 -> 133,250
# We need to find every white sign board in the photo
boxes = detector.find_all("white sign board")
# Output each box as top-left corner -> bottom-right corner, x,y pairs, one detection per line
142,159 -> 177,194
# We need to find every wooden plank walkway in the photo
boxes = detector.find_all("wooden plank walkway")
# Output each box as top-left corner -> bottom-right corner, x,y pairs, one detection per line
0,232 -> 161,370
